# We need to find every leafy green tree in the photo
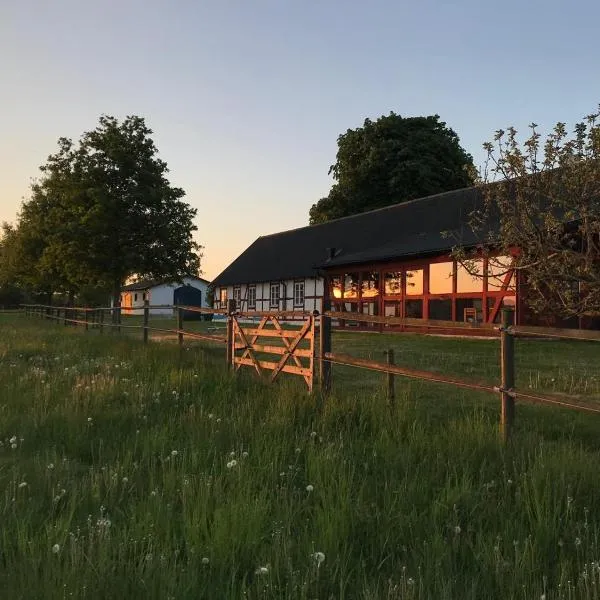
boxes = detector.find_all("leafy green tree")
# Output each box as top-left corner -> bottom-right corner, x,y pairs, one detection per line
309,113 -> 475,224
19,115 -> 201,305
456,106 -> 600,320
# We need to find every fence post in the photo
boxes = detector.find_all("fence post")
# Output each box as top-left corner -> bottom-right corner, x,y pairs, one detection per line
319,285 -> 332,394
84,308 -> 89,331
143,300 -> 149,344
385,348 -> 395,405
99,308 -> 104,334
117,305 -> 121,334
177,306 -> 184,347
500,307 -> 515,442
226,299 -> 236,368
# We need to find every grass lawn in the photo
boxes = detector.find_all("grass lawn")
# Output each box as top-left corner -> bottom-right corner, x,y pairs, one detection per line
2,312 -> 600,599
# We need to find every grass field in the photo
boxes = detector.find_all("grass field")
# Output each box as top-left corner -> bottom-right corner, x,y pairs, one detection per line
2,312 -> 600,599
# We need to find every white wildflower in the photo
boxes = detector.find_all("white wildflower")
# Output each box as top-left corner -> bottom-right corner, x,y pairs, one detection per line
454,525 -> 461,535
9,436 -> 17,444
255,565 -> 269,575
201,557 -> 209,565
171,450 -> 178,457
52,544 -> 60,554
242,451 -> 249,459
18,481 -> 27,489
11,443 -> 17,449
47,463 -> 55,470
312,551 -> 325,566
306,484 -> 314,493
122,477 -> 128,483
226,460 -> 237,469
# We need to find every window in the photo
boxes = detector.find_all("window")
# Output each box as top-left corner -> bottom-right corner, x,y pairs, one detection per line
488,256 -> 516,291
331,276 -> 342,299
270,283 -> 280,308
233,286 -> 241,309
405,270 -> 424,295
456,298 -> 483,322
293,281 -> 305,307
405,299 -> 423,318
343,273 -> 359,298
456,260 -> 484,293
134,293 -> 138,301
429,298 -> 452,320
248,285 -> 256,309
384,272 -> 402,295
384,301 -> 401,317
429,262 -> 453,294
361,272 -> 380,298
219,287 -> 227,308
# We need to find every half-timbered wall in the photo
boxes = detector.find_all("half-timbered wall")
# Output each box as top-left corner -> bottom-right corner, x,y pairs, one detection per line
218,277 -> 324,314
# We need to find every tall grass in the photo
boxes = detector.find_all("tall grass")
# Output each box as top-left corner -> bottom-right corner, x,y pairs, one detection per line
2,314 -> 600,599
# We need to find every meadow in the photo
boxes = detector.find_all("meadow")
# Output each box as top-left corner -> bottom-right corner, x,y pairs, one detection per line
2,312 -> 600,599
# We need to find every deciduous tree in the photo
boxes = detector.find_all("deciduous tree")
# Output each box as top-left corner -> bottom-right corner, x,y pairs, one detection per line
309,113 -> 475,224
456,107 -> 600,320
17,115 -> 201,305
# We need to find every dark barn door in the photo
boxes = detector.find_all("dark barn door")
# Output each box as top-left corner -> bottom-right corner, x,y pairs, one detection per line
173,285 -> 203,320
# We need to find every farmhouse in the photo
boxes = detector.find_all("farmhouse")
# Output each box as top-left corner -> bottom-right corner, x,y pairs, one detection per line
212,186 -> 594,330
120,276 -> 211,316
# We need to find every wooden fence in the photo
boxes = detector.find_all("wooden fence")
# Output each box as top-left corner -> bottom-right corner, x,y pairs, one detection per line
320,306 -> 600,441
230,309 -> 317,391
18,302 -> 600,441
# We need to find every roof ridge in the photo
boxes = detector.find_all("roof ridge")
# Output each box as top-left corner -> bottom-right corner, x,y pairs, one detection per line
257,186 -> 476,240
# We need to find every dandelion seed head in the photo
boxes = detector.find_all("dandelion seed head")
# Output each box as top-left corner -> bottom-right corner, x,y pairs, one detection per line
226,460 -> 237,469
242,451 -> 249,459
201,557 -> 209,565
306,484 -> 314,493
171,450 -> 178,457
255,566 -> 269,575
52,544 -> 60,554
454,525 -> 461,535
11,443 -> 17,449
312,551 -> 325,565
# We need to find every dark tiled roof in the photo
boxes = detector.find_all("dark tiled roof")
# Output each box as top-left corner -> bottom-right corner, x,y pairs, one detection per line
212,187 -> 487,286
121,276 -> 210,292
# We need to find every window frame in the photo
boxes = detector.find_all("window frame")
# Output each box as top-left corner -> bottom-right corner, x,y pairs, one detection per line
293,280 -> 305,308
247,285 -> 257,310
269,282 -> 280,309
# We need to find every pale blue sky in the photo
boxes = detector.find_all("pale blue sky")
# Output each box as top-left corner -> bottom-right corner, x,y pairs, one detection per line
1,0 -> 599,279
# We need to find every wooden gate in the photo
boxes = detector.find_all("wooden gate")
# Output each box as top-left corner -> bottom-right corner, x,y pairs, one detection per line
231,313 -> 316,391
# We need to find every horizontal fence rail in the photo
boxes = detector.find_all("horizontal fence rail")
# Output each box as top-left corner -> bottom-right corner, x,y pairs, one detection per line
18,302 -> 600,443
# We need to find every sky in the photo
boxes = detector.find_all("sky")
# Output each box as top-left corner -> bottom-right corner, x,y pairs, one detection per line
1,0 -> 599,280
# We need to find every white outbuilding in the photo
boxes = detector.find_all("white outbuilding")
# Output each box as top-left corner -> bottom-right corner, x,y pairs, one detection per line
120,276 -> 211,316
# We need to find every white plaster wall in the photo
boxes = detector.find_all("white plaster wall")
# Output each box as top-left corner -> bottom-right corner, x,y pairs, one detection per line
219,277 -> 324,314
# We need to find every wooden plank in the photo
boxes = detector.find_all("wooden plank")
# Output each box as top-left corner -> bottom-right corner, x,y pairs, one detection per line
233,319 -> 262,376
271,315 -> 306,372
237,328 -> 308,339
234,343 -> 313,357
270,319 -> 312,381
233,357 -> 312,377
324,351 -> 497,394
513,325 -> 600,342
236,310 -> 314,318
324,310 -> 497,330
